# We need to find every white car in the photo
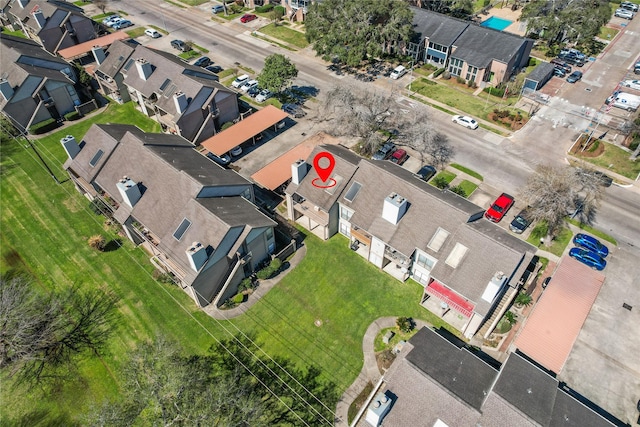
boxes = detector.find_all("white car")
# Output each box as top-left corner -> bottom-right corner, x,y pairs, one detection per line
102,15 -> 120,25
452,115 -> 479,130
255,89 -> 272,103
144,28 -> 161,38
231,74 -> 249,88
240,79 -> 258,93
230,146 -> 243,157
621,79 -> 640,90
106,17 -> 125,28
614,8 -> 634,19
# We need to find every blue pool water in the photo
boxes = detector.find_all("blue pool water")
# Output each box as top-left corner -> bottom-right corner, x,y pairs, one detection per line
481,16 -> 513,31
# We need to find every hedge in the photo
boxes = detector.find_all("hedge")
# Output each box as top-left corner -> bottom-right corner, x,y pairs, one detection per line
255,4 -> 274,12
64,111 -> 81,121
29,118 -> 58,134
432,67 -> 446,78
274,5 -> 286,15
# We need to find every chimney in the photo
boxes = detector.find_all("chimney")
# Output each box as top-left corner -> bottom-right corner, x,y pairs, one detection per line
91,46 -> 106,65
173,92 -> 188,114
186,242 -> 208,272
60,135 -> 81,159
291,159 -> 308,185
382,193 -> 408,225
116,176 -> 142,208
135,58 -> 153,81
0,80 -> 14,101
18,0 -> 29,8
32,10 -> 46,29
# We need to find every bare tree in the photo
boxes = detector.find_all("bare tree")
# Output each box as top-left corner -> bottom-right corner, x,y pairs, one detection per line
0,275 -> 118,386
94,0 -> 107,15
519,165 -> 604,240
394,108 -> 453,168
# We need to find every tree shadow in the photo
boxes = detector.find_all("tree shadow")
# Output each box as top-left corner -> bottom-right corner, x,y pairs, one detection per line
103,239 -> 123,252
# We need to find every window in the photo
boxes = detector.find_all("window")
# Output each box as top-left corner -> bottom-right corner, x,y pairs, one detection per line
449,58 -> 463,76
415,252 -> 436,271
445,243 -> 468,268
413,269 -> 429,285
265,227 -> 274,240
89,149 -> 104,167
173,218 -> 191,241
340,206 -> 354,221
465,65 -> 478,82
344,182 -> 362,202
427,228 -> 449,252
428,42 -> 446,53
339,222 -> 351,237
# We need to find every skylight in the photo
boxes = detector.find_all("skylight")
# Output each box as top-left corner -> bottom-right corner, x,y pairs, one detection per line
445,243 -> 468,268
122,58 -> 134,72
427,227 -> 450,252
89,149 -> 104,167
344,182 -> 362,202
173,218 -> 191,241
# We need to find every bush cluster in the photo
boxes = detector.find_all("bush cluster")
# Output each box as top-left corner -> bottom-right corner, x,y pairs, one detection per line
29,118 -> 58,134
256,257 -> 282,280
432,67 -> 446,78
255,4 -> 274,12
484,86 -> 506,97
432,176 -> 449,189
64,111 -> 81,121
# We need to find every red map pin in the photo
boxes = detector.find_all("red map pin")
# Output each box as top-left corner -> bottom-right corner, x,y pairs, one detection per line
313,151 -> 335,182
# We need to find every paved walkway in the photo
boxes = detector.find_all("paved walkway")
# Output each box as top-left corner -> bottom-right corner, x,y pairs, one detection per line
334,317 -> 431,427
202,243 -> 307,320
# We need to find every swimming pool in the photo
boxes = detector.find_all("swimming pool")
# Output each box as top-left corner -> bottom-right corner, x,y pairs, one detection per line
480,16 -> 513,31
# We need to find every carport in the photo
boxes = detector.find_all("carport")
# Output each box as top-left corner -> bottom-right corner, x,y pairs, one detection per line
58,31 -> 130,62
251,132 -> 339,191
522,62 -> 555,93
514,257 -> 605,374
201,105 -> 288,157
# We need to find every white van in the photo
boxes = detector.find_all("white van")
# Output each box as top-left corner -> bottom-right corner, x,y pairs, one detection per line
390,65 -> 407,80
606,91 -> 640,112
231,74 -> 249,88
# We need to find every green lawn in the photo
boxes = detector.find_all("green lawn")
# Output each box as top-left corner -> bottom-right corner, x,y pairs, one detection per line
1,102 -> 452,420
573,139 -> 640,180
2,28 -> 26,38
598,26 -> 619,41
457,179 -> 478,197
450,163 -> 483,181
431,170 -> 456,186
125,27 -> 146,38
259,23 -> 309,49
566,219 -> 617,245
527,222 -> 573,257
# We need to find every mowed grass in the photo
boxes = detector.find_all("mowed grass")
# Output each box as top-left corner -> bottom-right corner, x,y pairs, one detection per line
1,101 -> 448,420
573,140 -> 640,180
259,23 -> 309,48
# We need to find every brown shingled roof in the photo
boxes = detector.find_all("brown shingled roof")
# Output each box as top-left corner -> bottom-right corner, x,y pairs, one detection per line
57,31 -> 130,60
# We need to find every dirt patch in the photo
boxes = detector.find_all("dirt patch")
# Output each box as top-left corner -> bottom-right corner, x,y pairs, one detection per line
487,111 -> 527,131
375,350 -> 396,374
570,135 -> 605,157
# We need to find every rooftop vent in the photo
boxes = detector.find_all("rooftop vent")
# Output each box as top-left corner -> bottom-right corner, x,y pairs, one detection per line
135,58 -> 153,80
91,46 -> 106,65
291,159 -> 308,185
60,134 -> 80,159
382,192 -> 408,225
116,177 -> 141,208
186,242 -> 208,272
364,392 -> 392,427
173,91 -> 188,114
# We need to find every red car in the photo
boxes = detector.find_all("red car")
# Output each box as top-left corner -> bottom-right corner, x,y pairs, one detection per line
390,149 -> 408,165
240,13 -> 257,23
485,193 -> 515,222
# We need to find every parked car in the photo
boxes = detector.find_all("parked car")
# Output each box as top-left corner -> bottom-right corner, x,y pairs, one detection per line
566,71 -> 583,83
390,149 -> 408,165
247,85 -> 260,98
171,39 -> 191,52
550,58 -> 571,73
205,65 -> 224,74
105,17 -> 124,28
206,152 -> 231,166
560,48 -> 586,60
621,1 -> 639,11
569,247 -> 607,270
240,79 -> 259,93
621,79 -> 640,90
144,28 -> 161,38
102,15 -> 121,25
452,115 -> 479,130
372,141 -> 396,160
193,57 -> 211,67
615,8 -> 634,19
231,74 -> 249,88
558,53 -> 585,67
484,193 -> 515,222
509,208 -> 532,234
255,89 -> 272,103
230,146 -> 243,157
240,13 -> 257,23
282,103 -> 305,118
553,67 -> 567,78
573,233 -> 609,257
112,19 -> 133,29
212,4 -> 225,13
635,61 -> 640,75
415,165 -> 437,182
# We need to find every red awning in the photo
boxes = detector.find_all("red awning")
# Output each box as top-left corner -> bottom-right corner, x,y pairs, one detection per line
426,280 -> 474,318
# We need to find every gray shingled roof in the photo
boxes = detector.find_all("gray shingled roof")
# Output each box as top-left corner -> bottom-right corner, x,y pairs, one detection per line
96,39 -> 136,79
198,197 -> 276,229
527,61 -> 555,82
406,327 -> 498,411
289,144 -> 360,213
411,7 -> 469,46
6,0 -> 83,21
451,24 -> 529,67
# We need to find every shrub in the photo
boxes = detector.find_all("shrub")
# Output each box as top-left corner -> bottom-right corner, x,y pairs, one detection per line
29,118 -> 58,135
274,5 -> 286,16
269,257 -> 282,272
432,67 -> 446,78
396,317 -> 413,333
483,0 -> 491,5
90,198 -> 110,216
441,71 -> 451,80
153,270 -> 175,284
528,57 -> 538,67
485,86 -> 506,97
515,292 -> 533,307
255,4 -> 274,12
232,293 -> 245,304
88,234 -> 106,251
504,311 -> 516,325
433,176 -> 449,189
64,111 -> 81,121
456,76 -> 465,84
449,185 -> 467,197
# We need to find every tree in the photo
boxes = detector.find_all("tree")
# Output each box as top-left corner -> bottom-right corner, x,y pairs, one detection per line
519,165 -> 604,240
396,317 -> 413,333
269,6 -> 284,23
88,234 -> 106,251
94,0 -> 107,15
305,0 -> 413,67
0,275 -> 117,386
257,54 -> 298,94
514,292 -> 533,307
521,0 -> 610,51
